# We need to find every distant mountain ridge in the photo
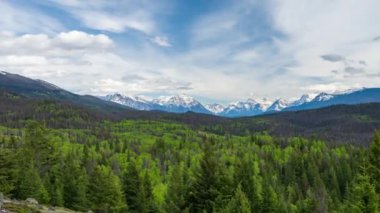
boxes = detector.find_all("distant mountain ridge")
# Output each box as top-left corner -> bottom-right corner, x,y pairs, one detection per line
0,71 -> 134,112
103,88 -> 380,117
0,71 -> 379,117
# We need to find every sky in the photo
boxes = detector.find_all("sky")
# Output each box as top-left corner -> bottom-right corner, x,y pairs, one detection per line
0,0 -> 380,104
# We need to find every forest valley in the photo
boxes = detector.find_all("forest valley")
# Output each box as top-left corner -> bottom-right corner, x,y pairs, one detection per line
0,119 -> 379,213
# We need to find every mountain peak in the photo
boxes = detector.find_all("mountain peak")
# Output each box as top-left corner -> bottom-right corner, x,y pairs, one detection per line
205,103 -> 225,114
313,92 -> 334,102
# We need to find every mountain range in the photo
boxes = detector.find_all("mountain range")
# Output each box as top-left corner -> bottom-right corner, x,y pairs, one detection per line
1,70 -> 379,118
102,88 -> 380,117
0,71 -> 380,145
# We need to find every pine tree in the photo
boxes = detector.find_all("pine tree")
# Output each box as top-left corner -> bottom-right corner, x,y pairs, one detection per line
136,171 -> 156,213
0,148 -> 16,196
222,184 -> 251,213
16,161 -> 49,203
44,165 -> 64,206
368,131 -> 380,194
164,163 -> 188,212
24,121 -> 57,176
341,174 -> 379,213
188,138 -> 221,212
63,153 -> 89,210
234,155 -> 262,211
123,159 -> 143,212
88,165 -> 126,212
262,183 -> 281,213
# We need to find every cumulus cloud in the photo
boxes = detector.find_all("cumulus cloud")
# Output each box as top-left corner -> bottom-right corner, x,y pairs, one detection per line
0,30 -> 192,96
1,0 -> 380,101
55,31 -> 114,50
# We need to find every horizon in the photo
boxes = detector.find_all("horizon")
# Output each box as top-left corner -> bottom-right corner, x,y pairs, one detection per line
0,0 -> 380,103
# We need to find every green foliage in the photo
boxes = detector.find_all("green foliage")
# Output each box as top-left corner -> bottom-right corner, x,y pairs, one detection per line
369,131 -> 380,194
341,174 -> 379,213
88,165 -> 126,212
0,148 -> 16,195
16,161 -> 49,203
164,163 -> 188,212
0,120 -> 378,212
223,184 -> 251,213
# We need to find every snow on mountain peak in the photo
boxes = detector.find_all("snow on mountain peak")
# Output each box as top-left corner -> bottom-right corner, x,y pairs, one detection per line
290,94 -> 313,106
153,94 -> 199,107
102,87 -> 375,117
313,92 -> 334,102
205,103 -> 225,114
267,98 -> 290,111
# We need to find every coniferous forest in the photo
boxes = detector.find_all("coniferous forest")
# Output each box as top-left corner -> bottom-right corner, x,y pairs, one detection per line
0,118 -> 379,212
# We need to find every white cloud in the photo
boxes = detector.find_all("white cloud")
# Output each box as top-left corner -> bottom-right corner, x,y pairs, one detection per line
0,31 -> 191,96
55,31 -> 114,50
47,1 -> 159,34
150,36 -> 171,47
1,0 -> 380,102
302,83 -> 362,93
0,1 -> 63,34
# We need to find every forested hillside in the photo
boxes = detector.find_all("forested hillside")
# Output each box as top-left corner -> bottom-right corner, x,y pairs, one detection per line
0,119 -> 379,212
1,89 -> 380,146
1,82 -> 380,212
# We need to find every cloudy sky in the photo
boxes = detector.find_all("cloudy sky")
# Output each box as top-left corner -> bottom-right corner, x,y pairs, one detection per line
1,0 -> 380,104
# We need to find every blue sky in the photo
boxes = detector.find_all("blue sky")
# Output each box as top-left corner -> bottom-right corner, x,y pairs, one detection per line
0,0 -> 380,104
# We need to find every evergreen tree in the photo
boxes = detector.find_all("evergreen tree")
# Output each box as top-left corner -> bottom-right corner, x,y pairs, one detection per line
222,184 -> 251,213
24,121 -> 57,176
234,155 -> 262,211
0,148 -> 16,195
368,131 -> 380,194
341,174 -> 379,213
88,165 -> 126,212
164,164 -> 188,212
123,159 -> 143,212
262,183 -> 281,213
138,171 -> 156,213
188,138 -> 221,212
44,165 -> 64,206
63,153 -> 89,210
16,161 -> 49,203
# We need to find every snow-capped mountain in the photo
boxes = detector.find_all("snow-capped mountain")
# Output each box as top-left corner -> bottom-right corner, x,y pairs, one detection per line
289,94 -> 314,107
103,88 -> 380,117
205,104 -> 225,114
103,93 -> 210,114
312,92 -> 335,102
285,88 -> 380,112
152,94 -> 210,114
103,93 -> 153,110
266,99 -> 290,112
220,98 -> 271,117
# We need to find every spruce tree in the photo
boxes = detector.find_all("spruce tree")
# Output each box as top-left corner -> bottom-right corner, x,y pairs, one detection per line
342,174 -> 379,213
234,155 -> 262,211
164,163 -> 188,212
63,153 -> 89,210
123,159 -> 143,212
188,138 -> 221,212
223,184 -> 251,213
0,148 -> 15,196
369,131 -> 380,194
16,161 -> 49,203
88,165 -> 126,212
